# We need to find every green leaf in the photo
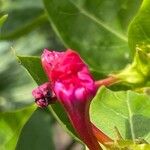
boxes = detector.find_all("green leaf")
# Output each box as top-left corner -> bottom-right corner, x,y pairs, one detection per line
128,0 -> 150,54
0,105 -> 36,150
0,0 -> 46,40
0,15 -> 8,28
90,87 -> 150,142
17,56 -> 81,142
16,108 -> 55,150
49,103 -> 80,142
17,56 -> 48,85
0,14 -> 48,40
43,0 -> 142,71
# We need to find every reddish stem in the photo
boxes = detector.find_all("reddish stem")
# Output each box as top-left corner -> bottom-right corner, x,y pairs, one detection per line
91,123 -> 113,144
95,76 -> 119,88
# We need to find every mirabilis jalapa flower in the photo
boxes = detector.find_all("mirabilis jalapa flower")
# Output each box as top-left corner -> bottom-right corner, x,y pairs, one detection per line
32,49 -> 113,150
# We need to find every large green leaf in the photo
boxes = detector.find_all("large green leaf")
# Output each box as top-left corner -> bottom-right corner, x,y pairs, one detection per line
17,56 -> 80,141
90,87 -> 150,142
0,105 -> 36,150
16,108 -> 55,150
128,0 -> 150,54
43,0 -> 142,71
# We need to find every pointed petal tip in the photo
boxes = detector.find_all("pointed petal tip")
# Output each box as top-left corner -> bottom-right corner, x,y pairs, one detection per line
41,49 -> 51,62
42,49 -> 50,56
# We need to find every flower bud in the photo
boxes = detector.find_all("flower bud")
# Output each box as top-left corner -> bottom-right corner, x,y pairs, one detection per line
115,49 -> 150,86
32,82 -> 56,107
41,49 -> 101,150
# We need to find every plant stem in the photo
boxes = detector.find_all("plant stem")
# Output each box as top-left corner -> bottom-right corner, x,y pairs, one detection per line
95,76 -> 119,88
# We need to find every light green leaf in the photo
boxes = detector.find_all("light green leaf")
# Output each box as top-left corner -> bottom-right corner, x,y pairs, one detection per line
0,105 -> 36,150
128,0 -> 150,54
0,15 -> 8,28
105,139 -> 150,150
115,49 -> 150,86
90,87 -> 150,142
43,0 -> 142,71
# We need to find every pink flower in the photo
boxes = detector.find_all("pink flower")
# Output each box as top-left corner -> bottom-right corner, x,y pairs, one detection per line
42,49 -> 96,105
41,49 -> 101,150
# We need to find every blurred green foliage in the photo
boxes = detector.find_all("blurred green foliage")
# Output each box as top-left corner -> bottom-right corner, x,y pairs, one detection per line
0,0 -> 150,149
0,0 -> 63,112
0,0 -> 63,149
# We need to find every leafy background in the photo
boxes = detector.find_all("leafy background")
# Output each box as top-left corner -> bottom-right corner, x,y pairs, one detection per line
0,0 -> 150,149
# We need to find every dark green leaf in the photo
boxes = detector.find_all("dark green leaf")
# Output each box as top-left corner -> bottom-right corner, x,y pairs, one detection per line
16,108 -> 55,150
0,0 -> 46,40
0,14 -> 48,40
90,87 -> 150,142
43,0 -> 142,71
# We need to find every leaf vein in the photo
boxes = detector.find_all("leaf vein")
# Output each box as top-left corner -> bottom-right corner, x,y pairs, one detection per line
126,92 -> 135,140
69,0 -> 127,42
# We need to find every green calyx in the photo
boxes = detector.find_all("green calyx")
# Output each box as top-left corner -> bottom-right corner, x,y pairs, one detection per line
115,48 -> 150,87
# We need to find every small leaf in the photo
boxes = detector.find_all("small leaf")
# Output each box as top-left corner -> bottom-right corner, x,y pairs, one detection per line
0,15 -> 8,28
0,105 -> 36,150
90,87 -> 150,142
17,56 -> 47,85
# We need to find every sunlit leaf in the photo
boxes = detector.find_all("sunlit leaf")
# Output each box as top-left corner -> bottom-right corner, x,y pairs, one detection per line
0,15 -> 8,28
90,87 -> 150,142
